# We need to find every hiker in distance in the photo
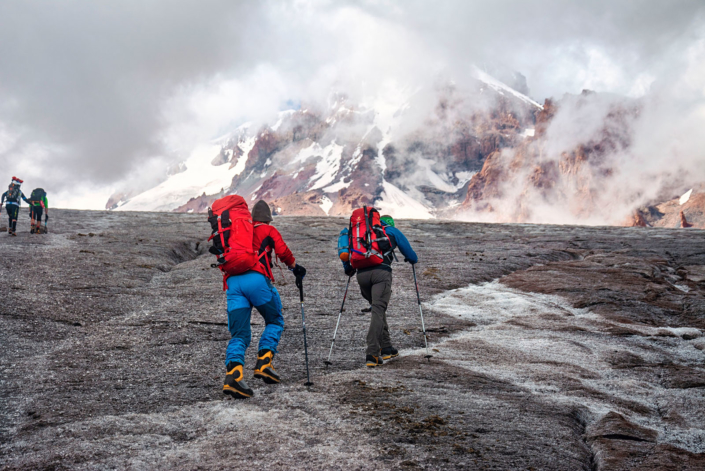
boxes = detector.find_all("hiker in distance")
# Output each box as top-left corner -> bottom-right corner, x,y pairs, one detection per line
1,177 -> 31,236
342,209 -> 417,367
208,196 -> 306,399
28,188 -> 49,234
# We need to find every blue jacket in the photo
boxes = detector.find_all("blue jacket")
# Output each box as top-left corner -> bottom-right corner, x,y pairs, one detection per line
383,224 -> 418,264
341,222 -> 418,273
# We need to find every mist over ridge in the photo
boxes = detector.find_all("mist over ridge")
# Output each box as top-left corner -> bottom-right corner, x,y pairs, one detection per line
0,0 -> 703,223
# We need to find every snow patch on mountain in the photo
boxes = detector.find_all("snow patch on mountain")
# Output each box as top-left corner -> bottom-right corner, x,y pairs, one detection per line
308,141 -> 345,190
679,188 -> 693,205
322,180 -> 351,193
232,136 -> 255,175
271,110 -> 296,131
319,195 -> 333,215
109,71 -> 542,216
116,145 -> 226,212
454,171 -> 476,188
474,67 -> 543,110
376,181 -> 433,219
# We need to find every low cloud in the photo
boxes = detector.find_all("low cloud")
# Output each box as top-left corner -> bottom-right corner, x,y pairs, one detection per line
0,0 -> 703,209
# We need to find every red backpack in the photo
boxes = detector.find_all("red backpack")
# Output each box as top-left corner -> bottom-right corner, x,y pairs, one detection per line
208,195 -> 258,288
349,206 -> 393,269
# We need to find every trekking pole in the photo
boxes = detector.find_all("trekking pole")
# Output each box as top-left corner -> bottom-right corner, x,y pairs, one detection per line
412,264 -> 432,360
297,277 -> 313,386
325,275 -> 352,366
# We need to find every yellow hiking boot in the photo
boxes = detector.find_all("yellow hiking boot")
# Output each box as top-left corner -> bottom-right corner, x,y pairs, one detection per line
223,362 -> 254,399
254,349 -> 281,384
366,354 -> 384,367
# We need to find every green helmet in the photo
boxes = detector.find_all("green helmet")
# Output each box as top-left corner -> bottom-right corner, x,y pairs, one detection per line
380,215 -> 395,227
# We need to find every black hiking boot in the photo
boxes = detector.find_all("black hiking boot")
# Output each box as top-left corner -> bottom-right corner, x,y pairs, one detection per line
381,346 -> 399,360
223,362 -> 254,399
254,349 -> 280,384
361,307 -> 371,313
366,354 -> 384,367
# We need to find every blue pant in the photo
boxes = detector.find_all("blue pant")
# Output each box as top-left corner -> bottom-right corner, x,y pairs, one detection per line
225,271 -> 284,367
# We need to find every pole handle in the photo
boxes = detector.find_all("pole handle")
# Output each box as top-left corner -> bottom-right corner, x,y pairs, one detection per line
296,277 -> 304,302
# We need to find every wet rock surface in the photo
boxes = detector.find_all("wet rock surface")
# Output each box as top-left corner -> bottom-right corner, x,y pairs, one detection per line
1,210 -> 704,470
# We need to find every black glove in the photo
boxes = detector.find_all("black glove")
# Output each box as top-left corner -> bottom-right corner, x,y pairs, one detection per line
344,262 -> 356,277
291,264 -> 306,291
404,258 -> 417,265
291,264 -> 306,279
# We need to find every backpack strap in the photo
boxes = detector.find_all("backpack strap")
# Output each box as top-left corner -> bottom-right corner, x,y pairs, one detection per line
347,218 -> 353,255
363,205 -> 371,251
256,235 -> 276,281
217,210 -> 232,255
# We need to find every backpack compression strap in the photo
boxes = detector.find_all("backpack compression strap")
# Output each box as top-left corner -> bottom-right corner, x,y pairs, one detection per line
255,226 -> 276,280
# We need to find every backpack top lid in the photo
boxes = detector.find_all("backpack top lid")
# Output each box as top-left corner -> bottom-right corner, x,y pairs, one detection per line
211,195 -> 249,215
351,206 -> 381,226
31,188 -> 46,198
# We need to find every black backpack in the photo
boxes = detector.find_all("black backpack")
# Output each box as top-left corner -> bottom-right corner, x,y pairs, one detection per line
6,186 -> 20,202
30,188 -> 46,202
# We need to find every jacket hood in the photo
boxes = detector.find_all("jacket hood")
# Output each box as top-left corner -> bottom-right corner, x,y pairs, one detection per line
252,200 -> 273,223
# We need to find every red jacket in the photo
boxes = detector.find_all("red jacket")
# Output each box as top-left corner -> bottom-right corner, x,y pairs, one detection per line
251,222 -> 295,281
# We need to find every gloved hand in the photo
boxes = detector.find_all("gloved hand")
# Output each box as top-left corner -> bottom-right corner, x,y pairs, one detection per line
344,263 -> 356,277
291,264 -> 306,279
404,258 -> 417,265
291,264 -> 306,291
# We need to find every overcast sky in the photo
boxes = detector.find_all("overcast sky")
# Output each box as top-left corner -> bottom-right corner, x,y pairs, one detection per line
1,0 -> 704,208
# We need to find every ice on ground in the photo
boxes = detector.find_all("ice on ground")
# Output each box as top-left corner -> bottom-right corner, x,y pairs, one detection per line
521,128 -> 536,138
27,389 -> 381,469
376,181 -> 434,219
680,189 -> 693,205
426,280 -> 705,454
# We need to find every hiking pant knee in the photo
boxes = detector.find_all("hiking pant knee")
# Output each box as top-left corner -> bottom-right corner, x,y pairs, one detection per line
30,206 -> 43,224
225,271 -> 284,367
6,205 -> 18,231
357,268 -> 393,356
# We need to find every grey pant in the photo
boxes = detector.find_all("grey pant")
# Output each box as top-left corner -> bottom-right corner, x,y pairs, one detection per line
356,268 -> 393,356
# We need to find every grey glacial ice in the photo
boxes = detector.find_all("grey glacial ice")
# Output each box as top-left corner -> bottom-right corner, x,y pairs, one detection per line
1,210 -> 704,469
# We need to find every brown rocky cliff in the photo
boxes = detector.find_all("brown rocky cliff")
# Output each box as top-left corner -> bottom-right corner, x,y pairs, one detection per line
629,210 -> 649,227
627,192 -> 705,229
457,93 -> 640,223
681,210 -> 693,228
